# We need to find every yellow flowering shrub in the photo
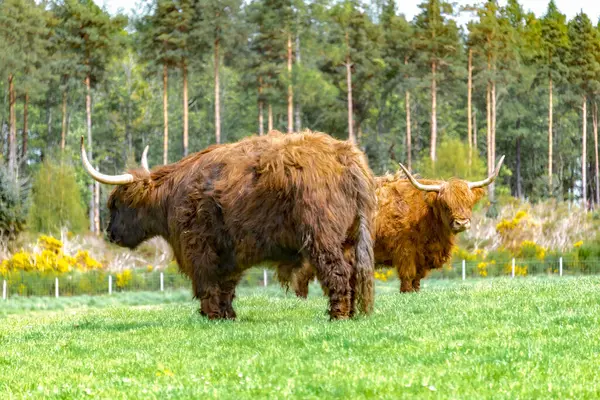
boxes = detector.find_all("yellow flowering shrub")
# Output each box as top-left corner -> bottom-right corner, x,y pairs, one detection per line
477,262 -> 488,277
116,269 -> 132,288
504,262 -> 528,276
518,241 -> 546,261
38,235 -> 63,254
0,235 -> 103,275
496,211 -> 537,252
374,269 -> 395,281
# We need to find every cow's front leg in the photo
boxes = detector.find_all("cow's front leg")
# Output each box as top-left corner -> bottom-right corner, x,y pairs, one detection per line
218,273 -> 241,320
400,278 -> 414,293
395,255 -> 417,293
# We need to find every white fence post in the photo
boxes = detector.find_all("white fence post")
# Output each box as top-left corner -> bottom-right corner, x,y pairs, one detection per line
462,259 -> 466,281
263,269 -> 268,287
559,257 -> 563,277
108,275 -> 112,295
2,280 -> 6,300
160,272 -> 164,292
511,258 -> 515,278
55,277 -> 59,298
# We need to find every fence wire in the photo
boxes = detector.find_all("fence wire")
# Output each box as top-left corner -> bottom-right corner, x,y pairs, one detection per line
2,259 -> 600,299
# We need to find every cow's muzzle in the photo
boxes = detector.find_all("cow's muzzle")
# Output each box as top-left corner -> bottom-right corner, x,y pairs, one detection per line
451,219 -> 471,232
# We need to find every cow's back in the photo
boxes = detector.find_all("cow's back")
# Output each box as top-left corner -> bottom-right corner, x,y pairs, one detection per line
198,131 -> 375,266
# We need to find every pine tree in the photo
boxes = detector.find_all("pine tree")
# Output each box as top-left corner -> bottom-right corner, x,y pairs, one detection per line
193,0 -> 243,144
137,0 -> 184,163
0,0 -> 50,175
54,0 -> 126,232
380,0 -> 414,168
540,0 -> 569,187
568,12 -> 600,207
414,0 -> 460,162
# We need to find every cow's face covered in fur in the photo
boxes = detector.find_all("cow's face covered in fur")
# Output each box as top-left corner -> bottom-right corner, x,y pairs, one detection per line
80,137 -> 155,249
428,180 -> 485,233
106,185 -> 150,249
399,156 -> 505,234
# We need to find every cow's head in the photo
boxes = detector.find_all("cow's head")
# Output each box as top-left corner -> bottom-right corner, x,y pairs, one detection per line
398,156 -> 505,233
81,137 -> 156,249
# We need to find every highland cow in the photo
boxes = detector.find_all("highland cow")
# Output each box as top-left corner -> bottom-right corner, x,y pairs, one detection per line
281,157 -> 504,295
81,130 -> 376,320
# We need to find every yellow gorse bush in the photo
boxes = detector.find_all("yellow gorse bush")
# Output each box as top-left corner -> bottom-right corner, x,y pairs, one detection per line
518,240 -> 546,261
0,235 -> 102,276
116,269 -> 132,288
374,269 -> 394,281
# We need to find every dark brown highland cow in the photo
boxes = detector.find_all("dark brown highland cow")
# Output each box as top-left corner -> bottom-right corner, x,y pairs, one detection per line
80,130 -> 376,320
281,156 -> 504,295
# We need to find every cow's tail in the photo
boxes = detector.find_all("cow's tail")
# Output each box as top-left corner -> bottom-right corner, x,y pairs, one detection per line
352,162 -> 376,315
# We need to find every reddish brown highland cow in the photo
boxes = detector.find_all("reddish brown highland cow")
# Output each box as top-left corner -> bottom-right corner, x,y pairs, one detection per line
280,156 -> 504,295
80,130 -> 376,320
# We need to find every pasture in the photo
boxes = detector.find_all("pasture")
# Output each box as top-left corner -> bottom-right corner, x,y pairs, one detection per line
1,277 -> 600,399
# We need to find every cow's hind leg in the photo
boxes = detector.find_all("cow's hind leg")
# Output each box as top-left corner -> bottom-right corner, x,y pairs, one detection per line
293,262 -> 316,299
309,248 -> 352,320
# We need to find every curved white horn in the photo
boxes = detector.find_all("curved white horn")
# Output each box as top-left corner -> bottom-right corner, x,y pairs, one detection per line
80,137 -> 134,185
141,145 -> 150,172
398,163 -> 442,192
468,155 -> 505,189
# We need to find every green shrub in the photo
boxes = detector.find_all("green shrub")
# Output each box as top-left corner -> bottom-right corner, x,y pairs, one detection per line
414,138 -> 487,180
28,158 -> 87,234
0,164 -> 28,241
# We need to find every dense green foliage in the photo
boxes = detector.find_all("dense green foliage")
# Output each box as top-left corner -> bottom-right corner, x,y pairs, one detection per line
27,158 -> 87,234
1,0 -> 600,232
2,278 -> 600,397
0,165 -> 27,241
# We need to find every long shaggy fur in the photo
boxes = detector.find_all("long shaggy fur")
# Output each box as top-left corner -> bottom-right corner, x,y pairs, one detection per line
105,130 -> 376,319
282,174 -> 485,295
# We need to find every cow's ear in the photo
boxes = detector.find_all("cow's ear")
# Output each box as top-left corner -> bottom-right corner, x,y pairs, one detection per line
423,191 -> 438,206
471,188 -> 486,203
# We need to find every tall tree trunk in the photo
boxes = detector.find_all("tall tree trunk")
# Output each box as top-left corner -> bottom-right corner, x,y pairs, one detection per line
214,36 -> 221,144
22,91 -> 28,162
163,63 -> 169,164
268,103 -> 273,132
61,90 -> 67,151
548,76 -> 553,186
345,31 -> 355,144
594,101 -> 599,207
405,56 -> 411,170
486,76 -> 492,200
85,72 -> 94,233
430,60 -> 437,162
491,78 -> 497,200
287,33 -> 293,133
294,34 -> 301,132
516,135 -> 522,198
94,177 -> 100,235
473,108 -> 477,153
258,76 -> 264,135
8,74 -> 16,177
467,48 -> 473,167
46,94 -> 52,146
182,58 -> 189,156
583,95 -> 587,208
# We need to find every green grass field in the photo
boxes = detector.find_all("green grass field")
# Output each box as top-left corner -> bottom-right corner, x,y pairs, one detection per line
2,277 -> 600,399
